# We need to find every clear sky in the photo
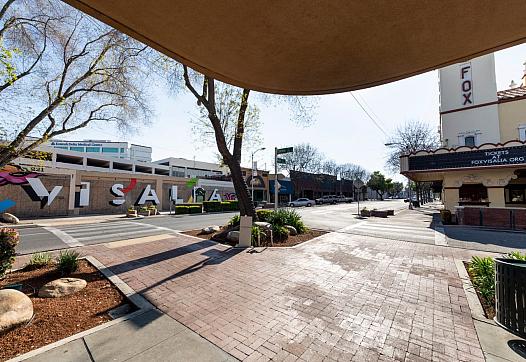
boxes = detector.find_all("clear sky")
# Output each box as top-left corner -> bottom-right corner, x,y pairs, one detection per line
69,44 -> 526,182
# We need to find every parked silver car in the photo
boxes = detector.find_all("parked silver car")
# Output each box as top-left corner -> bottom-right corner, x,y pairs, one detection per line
288,198 -> 315,207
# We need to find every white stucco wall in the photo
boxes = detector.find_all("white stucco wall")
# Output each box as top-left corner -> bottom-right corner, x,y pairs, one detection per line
439,53 -> 500,147
441,105 -> 500,147
439,53 -> 497,112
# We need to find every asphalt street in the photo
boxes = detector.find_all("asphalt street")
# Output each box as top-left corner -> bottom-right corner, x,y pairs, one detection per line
13,200 -> 404,255
12,199 -> 526,255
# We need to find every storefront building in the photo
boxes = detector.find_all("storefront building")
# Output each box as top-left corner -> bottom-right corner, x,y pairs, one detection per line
0,146 -> 236,218
401,54 -> 526,228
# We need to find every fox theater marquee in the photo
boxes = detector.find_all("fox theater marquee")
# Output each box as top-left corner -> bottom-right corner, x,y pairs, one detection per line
400,53 -> 526,229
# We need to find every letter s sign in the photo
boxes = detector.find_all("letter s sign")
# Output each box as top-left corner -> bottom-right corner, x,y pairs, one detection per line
110,184 -> 125,206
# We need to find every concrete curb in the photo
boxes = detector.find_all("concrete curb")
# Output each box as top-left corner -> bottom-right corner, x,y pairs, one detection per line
8,256 -> 154,362
454,259 -> 526,362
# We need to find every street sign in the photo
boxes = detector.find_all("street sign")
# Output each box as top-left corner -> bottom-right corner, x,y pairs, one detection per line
354,179 -> 364,188
276,157 -> 286,164
276,147 -> 293,155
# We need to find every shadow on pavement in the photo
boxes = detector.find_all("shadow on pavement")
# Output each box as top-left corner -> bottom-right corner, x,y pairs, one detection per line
109,239 -> 221,275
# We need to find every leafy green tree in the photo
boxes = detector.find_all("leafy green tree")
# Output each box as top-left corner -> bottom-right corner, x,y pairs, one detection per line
367,171 -> 392,200
388,181 -> 404,197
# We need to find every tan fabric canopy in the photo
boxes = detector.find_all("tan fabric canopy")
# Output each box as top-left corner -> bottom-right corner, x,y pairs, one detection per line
63,0 -> 526,95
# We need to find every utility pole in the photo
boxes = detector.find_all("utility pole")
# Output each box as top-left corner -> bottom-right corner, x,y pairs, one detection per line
274,146 -> 293,211
274,147 -> 278,211
251,147 -> 265,205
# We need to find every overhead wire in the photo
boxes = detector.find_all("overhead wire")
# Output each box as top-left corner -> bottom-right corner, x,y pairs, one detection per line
350,92 -> 388,137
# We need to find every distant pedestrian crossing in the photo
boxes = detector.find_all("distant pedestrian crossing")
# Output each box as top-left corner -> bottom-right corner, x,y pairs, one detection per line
43,221 -> 180,246
338,219 -> 445,245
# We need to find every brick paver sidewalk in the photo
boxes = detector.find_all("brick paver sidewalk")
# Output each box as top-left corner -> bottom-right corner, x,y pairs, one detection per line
82,231 -> 491,361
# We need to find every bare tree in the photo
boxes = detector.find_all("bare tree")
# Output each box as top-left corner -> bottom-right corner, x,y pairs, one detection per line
339,163 -> 369,182
321,160 -> 339,176
279,143 -> 323,173
172,64 -> 317,218
0,0 -> 54,94
0,1 -> 152,167
190,82 -> 262,164
385,120 -> 438,204
385,120 -> 439,173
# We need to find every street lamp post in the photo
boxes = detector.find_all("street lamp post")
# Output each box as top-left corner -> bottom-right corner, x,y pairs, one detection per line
384,142 -> 413,210
251,147 -> 266,205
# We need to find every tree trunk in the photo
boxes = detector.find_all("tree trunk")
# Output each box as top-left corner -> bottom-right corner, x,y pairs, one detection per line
225,156 -> 255,217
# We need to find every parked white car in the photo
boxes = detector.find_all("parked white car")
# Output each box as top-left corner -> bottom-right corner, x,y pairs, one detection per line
288,198 -> 315,207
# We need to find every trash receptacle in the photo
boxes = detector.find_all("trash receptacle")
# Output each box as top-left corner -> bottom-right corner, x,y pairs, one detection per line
495,258 -> 526,339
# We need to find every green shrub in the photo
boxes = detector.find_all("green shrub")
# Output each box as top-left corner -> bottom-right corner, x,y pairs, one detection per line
256,209 -> 273,222
272,225 -> 289,240
0,228 -> 19,278
227,200 -> 238,211
175,205 -> 189,214
189,205 -> 202,214
203,201 -> 222,212
221,201 -> 233,211
228,215 -> 240,226
269,208 -> 306,234
56,250 -> 80,275
468,256 -> 495,301
506,251 -> 526,261
28,252 -> 53,269
251,226 -> 261,245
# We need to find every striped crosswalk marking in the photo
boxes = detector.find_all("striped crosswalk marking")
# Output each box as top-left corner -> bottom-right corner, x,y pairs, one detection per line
45,221 -> 179,246
337,219 -> 442,245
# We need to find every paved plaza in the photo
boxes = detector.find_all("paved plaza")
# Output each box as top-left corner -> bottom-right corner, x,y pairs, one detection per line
77,229 -> 492,361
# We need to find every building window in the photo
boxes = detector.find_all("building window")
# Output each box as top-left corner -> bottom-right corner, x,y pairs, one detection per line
120,148 -> 125,153
86,147 -> 100,152
69,146 -> 84,152
55,146 -> 68,150
519,126 -> 526,142
459,183 -> 488,205
464,136 -> 475,147
505,185 -> 526,204
102,147 -> 119,153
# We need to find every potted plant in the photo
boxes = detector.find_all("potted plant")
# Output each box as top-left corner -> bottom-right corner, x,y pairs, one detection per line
126,206 -> 137,217
440,209 -> 452,224
138,206 -> 150,216
360,207 -> 371,217
147,205 -> 158,215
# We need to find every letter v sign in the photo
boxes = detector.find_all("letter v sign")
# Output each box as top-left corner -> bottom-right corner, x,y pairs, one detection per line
26,178 -> 63,206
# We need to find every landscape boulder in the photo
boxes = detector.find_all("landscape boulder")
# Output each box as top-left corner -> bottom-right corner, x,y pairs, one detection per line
201,225 -> 221,234
0,213 -> 19,224
254,221 -> 271,230
38,278 -> 87,298
0,289 -> 33,333
226,231 -> 240,243
284,225 -> 298,236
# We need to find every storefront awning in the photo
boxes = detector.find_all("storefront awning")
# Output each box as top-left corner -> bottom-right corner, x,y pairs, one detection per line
62,1 -> 526,95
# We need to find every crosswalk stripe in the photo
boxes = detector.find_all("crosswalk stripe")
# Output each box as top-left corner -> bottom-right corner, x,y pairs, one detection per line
355,225 -> 434,237
76,229 -> 161,242
42,226 -> 83,247
58,222 -> 137,232
350,228 -> 435,240
124,221 -> 182,233
362,223 -> 434,232
61,225 -> 150,237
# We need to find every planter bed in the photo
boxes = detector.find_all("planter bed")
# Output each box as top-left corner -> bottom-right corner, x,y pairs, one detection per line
0,259 -> 128,361
182,227 -> 327,247
463,261 -> 495,319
